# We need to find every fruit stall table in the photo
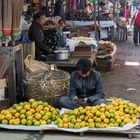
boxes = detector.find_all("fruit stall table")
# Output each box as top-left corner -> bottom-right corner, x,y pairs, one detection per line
66,20 -> 115,41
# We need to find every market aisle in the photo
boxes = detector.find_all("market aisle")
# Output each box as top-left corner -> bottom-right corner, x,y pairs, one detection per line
103,36 -> 140,105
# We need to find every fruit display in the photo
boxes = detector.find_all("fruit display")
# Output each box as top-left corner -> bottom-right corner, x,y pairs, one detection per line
97,40 -> 115,56
0,99 -> 140,130
54,101 -> 140,129
0,99 -> 60,126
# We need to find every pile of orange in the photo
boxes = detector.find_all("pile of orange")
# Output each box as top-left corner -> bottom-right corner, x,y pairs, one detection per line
0,99 -> 60,126
0,99 -> 140,129
55,101 -> 140,129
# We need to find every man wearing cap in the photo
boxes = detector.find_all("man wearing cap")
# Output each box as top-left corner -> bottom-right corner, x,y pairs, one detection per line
59,59 -> 105,109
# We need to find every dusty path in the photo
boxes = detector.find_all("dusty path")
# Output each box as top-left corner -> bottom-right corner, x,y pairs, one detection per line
103,36 -> 140,105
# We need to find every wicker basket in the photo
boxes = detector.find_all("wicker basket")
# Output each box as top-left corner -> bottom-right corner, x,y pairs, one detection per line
24,55 -> 50,73
25,69 -> 70,106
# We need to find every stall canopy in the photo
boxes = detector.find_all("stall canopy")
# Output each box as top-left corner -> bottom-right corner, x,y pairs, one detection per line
0,0 -> 2,46
12,0 -> 24,44
2,0 -> 12,37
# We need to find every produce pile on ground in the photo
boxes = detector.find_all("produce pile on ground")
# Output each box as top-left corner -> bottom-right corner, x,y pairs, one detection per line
55,101 -> 140,129
0,99 -> 60,126
0,99 -> 140,129
97,40 -> 115,56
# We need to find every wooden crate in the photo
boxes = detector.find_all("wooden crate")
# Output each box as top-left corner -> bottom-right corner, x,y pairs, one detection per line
0,45 -> 24,106
115,27 -> 128,41
72,45 -> 92,58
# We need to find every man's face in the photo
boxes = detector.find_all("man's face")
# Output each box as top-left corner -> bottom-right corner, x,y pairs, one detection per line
39,15 -> 46,25
78,70 -> 91,78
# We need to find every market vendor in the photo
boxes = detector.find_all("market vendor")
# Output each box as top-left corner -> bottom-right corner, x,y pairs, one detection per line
59,59 -> 105,109
99,2 -> 110,16
28,12 -> 53,60
57,19 -> 68,48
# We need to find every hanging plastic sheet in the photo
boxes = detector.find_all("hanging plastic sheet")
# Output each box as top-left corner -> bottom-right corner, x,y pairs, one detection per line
2,0 -> 12,37
0,0 -> 2,46
11,0 -> 24,44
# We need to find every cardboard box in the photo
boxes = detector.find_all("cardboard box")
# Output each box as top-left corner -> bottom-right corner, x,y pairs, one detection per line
0,79 -> 6,100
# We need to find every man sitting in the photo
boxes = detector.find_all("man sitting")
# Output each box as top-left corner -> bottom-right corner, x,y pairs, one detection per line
28,12 -> 53,60
59,59 -> 105,109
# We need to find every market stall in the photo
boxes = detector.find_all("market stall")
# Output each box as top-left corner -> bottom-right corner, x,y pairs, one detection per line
64,0 -> 116,40
0,0 -> 24,108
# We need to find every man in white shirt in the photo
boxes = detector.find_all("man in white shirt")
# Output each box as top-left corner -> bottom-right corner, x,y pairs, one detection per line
104,0 -> 113,11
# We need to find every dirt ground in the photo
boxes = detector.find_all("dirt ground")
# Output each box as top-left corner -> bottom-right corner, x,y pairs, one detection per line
102,36 -> 140,105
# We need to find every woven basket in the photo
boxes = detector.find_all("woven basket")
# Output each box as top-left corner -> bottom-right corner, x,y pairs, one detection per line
24,55 -> 50,73
25,69 -> 70,106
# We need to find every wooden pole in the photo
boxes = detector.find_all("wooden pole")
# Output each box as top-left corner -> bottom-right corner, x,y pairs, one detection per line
116,0 -> 119,23
93,4 -> 97,39
97,0 -> 100,40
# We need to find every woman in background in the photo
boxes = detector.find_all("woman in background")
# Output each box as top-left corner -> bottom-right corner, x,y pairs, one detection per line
125,2 -> 130,24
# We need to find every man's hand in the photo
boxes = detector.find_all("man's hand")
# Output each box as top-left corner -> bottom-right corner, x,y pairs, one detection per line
78,98 -> 88,104
72,96 -> 79,104
72,99 -> 79,104
72,97 -> 88,104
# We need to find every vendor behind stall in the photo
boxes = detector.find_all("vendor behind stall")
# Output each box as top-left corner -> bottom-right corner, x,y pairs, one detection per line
59,59 -> 105,109
57,19 -> 67,48
28,12 -> 53,60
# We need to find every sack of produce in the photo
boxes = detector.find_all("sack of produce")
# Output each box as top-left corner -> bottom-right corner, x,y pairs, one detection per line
97,40 -> 117,59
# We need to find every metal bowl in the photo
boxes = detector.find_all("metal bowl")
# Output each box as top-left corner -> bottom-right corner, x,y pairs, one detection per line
54,50 -> 70,61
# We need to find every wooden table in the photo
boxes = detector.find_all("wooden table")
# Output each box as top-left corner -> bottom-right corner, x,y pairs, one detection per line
45,50 -> 96,73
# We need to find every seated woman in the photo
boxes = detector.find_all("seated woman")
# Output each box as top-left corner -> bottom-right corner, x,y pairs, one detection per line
57,19 -> 68,48
59,59 -> 105,109
28,12 -> 53,60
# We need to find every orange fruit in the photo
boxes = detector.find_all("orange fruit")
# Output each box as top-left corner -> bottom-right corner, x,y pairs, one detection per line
88,119 -> 94,123
63,123 -> 68,128
24,104 -> 30,111
30,109 -> 35,114
63,118 -> 69,123
21,119 -> 27,125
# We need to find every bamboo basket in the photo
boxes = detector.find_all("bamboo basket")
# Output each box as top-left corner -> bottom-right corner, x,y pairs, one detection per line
25,70 -> 70,106
24,56 -> 70,106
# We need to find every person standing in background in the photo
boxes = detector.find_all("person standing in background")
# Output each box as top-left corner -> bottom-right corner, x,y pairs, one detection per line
104,0 -> 113,11
130,3 -> 140,46
84,0 -> 93,15
125,2 -> 131,24
54,0 -> 65,18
